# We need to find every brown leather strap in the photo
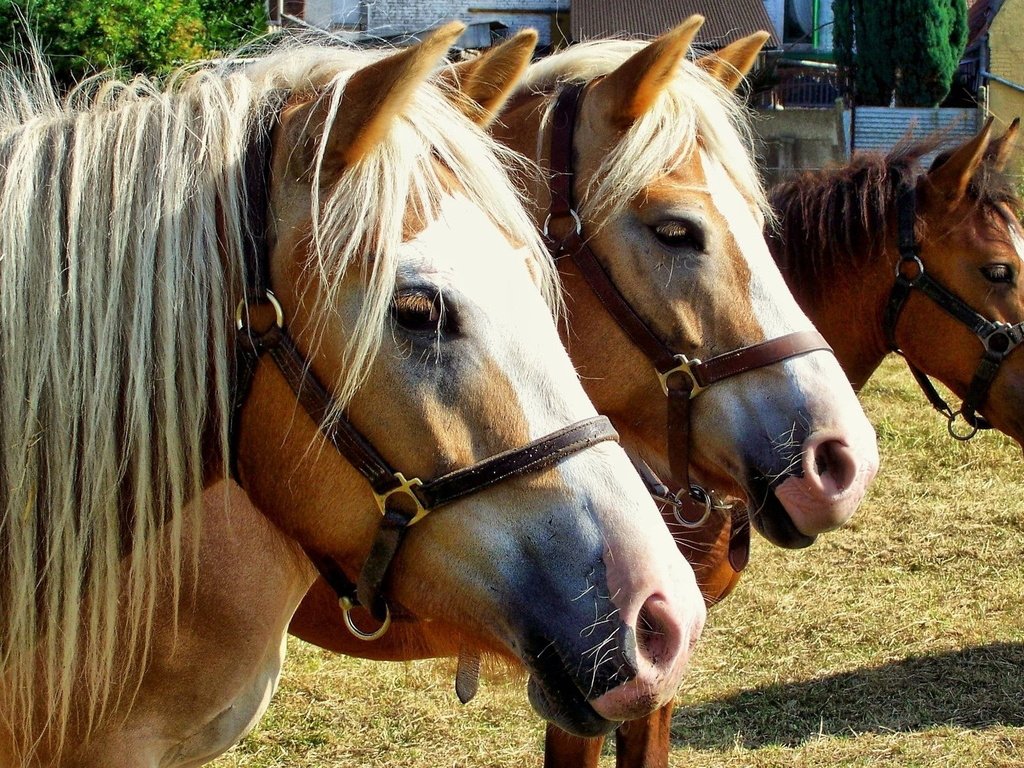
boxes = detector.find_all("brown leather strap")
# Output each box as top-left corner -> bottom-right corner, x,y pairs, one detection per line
666,383 -> 694,485
728,504 -> 750,572
561,226 -> 683,372
265,328 -> 402,495
546,84 -> 679,373
688,330 -> 833,389
265,321 -> 621,510
547,82 -> 585,223
418,416 -> 619,509
238,314 -> 620,615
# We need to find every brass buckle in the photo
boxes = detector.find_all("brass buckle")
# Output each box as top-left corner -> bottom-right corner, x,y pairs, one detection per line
374,472 -> 429,525
657,355 -> 704,398
339,595 -> 392,641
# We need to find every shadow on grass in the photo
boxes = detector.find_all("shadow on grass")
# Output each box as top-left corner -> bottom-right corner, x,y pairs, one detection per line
673,642 -> 1024,749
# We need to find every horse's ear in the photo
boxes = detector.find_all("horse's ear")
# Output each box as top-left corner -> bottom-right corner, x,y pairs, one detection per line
985,117 -> 1020,172
589,15 -> 704,130
696,31 -> 770,91
286,21 -> 465,185
439,29 -> 538,126
925,117 -> 994,204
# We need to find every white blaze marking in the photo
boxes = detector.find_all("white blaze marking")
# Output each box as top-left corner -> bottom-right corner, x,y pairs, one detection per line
698,151 -> 813,335
1009,220 -> 1024,265
399,193 -> 596,436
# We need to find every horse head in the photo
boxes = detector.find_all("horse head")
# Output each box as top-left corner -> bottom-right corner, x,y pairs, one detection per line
900,119 -> 1024,446
480,20 -> 878,550
233,25 -> 704,734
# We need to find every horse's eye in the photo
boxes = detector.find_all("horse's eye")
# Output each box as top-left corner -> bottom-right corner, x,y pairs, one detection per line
392,288 -> 445,334
652,220 -> 705,252
981,264 -> 1014,284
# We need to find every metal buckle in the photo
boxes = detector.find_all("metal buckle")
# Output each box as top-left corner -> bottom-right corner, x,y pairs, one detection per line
374,472 -> 429,525
235,290 -> 285,331
657,355 -> 704,398
981,322 -> 1023,357
339,595 -> 392,641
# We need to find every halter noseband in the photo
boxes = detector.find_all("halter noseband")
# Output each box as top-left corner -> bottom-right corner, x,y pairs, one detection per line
229,118 -> 619,641
544,83 -> 833,575
884,183 -> 1024,440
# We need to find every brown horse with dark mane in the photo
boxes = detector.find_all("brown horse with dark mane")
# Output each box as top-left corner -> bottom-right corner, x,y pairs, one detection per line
769,119 -> 1024,445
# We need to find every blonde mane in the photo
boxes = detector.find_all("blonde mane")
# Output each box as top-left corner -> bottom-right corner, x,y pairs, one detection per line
0,41 -> 553,759
518,39 -> 769,225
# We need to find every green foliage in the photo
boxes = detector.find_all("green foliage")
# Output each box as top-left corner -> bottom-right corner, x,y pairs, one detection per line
0,0 -> 267,81
832,0 -> 968,107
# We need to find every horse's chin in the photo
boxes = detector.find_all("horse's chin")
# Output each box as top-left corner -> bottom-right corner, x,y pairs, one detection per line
746,477 -> 817,549
526,675 -> 620,738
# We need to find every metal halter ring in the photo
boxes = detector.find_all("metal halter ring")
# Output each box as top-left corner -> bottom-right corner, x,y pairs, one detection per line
671,484 -> 714,528
542,208 -> 583,240
947,412 -> 980,442
235,290 -> 285,332
895,254 -> 925,282
339,595 -> 392,641
373,472 -> 430,525
658,355 -> 705,398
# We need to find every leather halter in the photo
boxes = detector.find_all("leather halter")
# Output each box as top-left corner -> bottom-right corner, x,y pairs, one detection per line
543,83 -> 833,573
884,183 -> 1024,440
230,119 -> 619,639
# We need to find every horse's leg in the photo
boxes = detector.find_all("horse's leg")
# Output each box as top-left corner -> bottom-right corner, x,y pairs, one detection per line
614,702 -> 674,768
544,724 -> 605,768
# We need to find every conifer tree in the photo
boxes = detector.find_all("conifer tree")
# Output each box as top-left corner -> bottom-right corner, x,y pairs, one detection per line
833,0 -> 967,107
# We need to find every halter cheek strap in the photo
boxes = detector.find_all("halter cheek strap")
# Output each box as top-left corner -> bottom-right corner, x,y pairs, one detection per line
230,116 -> 619,640
884,184 -> 1024,439
544,83 -> 833,576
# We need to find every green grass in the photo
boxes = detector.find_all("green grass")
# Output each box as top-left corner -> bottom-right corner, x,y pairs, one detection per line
212,357 -> 1024,767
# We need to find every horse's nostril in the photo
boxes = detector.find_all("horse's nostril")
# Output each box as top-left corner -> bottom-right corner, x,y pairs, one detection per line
815,452 -> 828,477
636,602 -> 667,665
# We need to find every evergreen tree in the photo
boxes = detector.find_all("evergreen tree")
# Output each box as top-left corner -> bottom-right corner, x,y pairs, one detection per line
832,0 -> 968,107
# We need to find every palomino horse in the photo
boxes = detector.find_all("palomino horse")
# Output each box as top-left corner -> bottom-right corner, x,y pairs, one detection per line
0,25 -> 707,766
770,119 -> 1024,445
286,19 -> 879,767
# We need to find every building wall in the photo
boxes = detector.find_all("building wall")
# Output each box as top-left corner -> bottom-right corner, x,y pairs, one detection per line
988,0 -> 1024,173
364,0 -> 565,46
304,0 -> 363,27
763,0 -> 785,43
753,104 -> 846,186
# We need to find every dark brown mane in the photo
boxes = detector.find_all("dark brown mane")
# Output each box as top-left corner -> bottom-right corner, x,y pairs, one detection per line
766,138 -> 1024,299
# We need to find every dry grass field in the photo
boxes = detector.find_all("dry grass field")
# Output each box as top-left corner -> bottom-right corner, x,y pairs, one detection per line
212,356 -> 1023,767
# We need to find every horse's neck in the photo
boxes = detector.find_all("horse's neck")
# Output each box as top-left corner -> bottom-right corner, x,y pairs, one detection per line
786,244 -> 894,393
492,92 -> 554,222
